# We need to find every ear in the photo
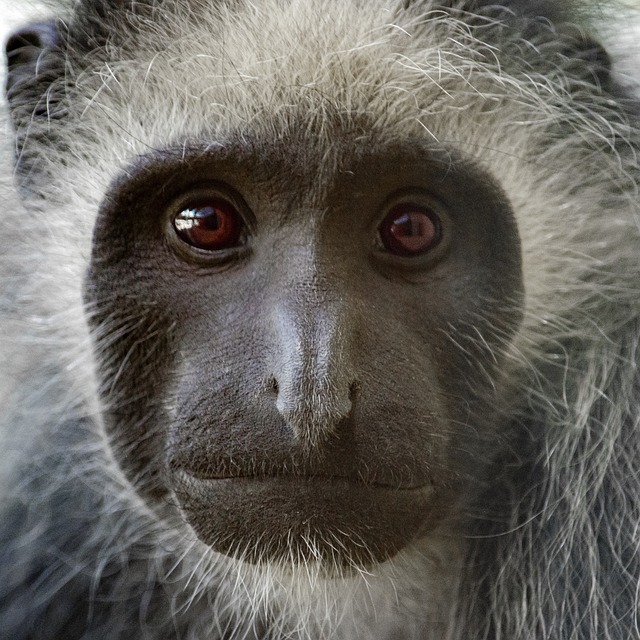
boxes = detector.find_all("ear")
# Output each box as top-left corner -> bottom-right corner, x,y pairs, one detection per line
5,21 -> 64,124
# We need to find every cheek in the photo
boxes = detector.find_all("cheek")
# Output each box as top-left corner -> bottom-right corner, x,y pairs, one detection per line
355,352 -> 453,453
353,298 -> 515,470
166,339 -> 281,453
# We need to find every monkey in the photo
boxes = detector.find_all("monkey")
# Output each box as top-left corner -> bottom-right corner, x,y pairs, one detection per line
0,0 -> 639,638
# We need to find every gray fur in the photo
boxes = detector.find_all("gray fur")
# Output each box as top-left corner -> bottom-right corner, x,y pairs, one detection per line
1,1 -> 640,638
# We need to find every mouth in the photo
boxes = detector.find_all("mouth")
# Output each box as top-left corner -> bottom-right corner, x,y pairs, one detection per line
176,468 -> 433,491
170,469 -> 442,569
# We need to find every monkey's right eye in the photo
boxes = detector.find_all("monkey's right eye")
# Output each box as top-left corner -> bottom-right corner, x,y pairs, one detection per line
172,198 -> 244,251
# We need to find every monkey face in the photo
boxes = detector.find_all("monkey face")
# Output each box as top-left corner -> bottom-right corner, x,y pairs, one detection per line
85,134 -> 523,571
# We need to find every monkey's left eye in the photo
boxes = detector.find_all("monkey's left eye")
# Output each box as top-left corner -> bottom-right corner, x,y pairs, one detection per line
378,203 -> 442,257
172,198 -> 244,251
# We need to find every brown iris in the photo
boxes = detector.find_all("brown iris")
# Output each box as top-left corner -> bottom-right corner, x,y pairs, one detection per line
173,198 -> 243,251
378,204 -> 441,257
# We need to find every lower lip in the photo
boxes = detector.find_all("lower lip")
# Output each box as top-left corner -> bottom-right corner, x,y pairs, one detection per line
171,471 -> 440,567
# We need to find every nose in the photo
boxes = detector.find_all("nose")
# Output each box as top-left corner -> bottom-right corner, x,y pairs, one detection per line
271,300 -> 357,447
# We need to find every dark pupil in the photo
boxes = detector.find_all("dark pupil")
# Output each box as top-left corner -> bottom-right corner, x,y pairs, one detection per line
397,213 -> 426,238
173,199 -> 242,250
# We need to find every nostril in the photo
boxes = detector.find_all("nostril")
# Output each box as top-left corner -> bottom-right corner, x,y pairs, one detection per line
268,376 -> 279,395
349,381 -> 360,403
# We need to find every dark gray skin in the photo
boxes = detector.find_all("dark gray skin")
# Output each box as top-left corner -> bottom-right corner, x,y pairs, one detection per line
88,136 -> 522,567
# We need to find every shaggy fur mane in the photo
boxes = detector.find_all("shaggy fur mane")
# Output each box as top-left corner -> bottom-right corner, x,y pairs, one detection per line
1,1 -> 640,639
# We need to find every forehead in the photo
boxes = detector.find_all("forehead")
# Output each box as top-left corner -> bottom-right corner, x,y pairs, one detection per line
109,135 -> 488,205
66,1 -> 513,155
